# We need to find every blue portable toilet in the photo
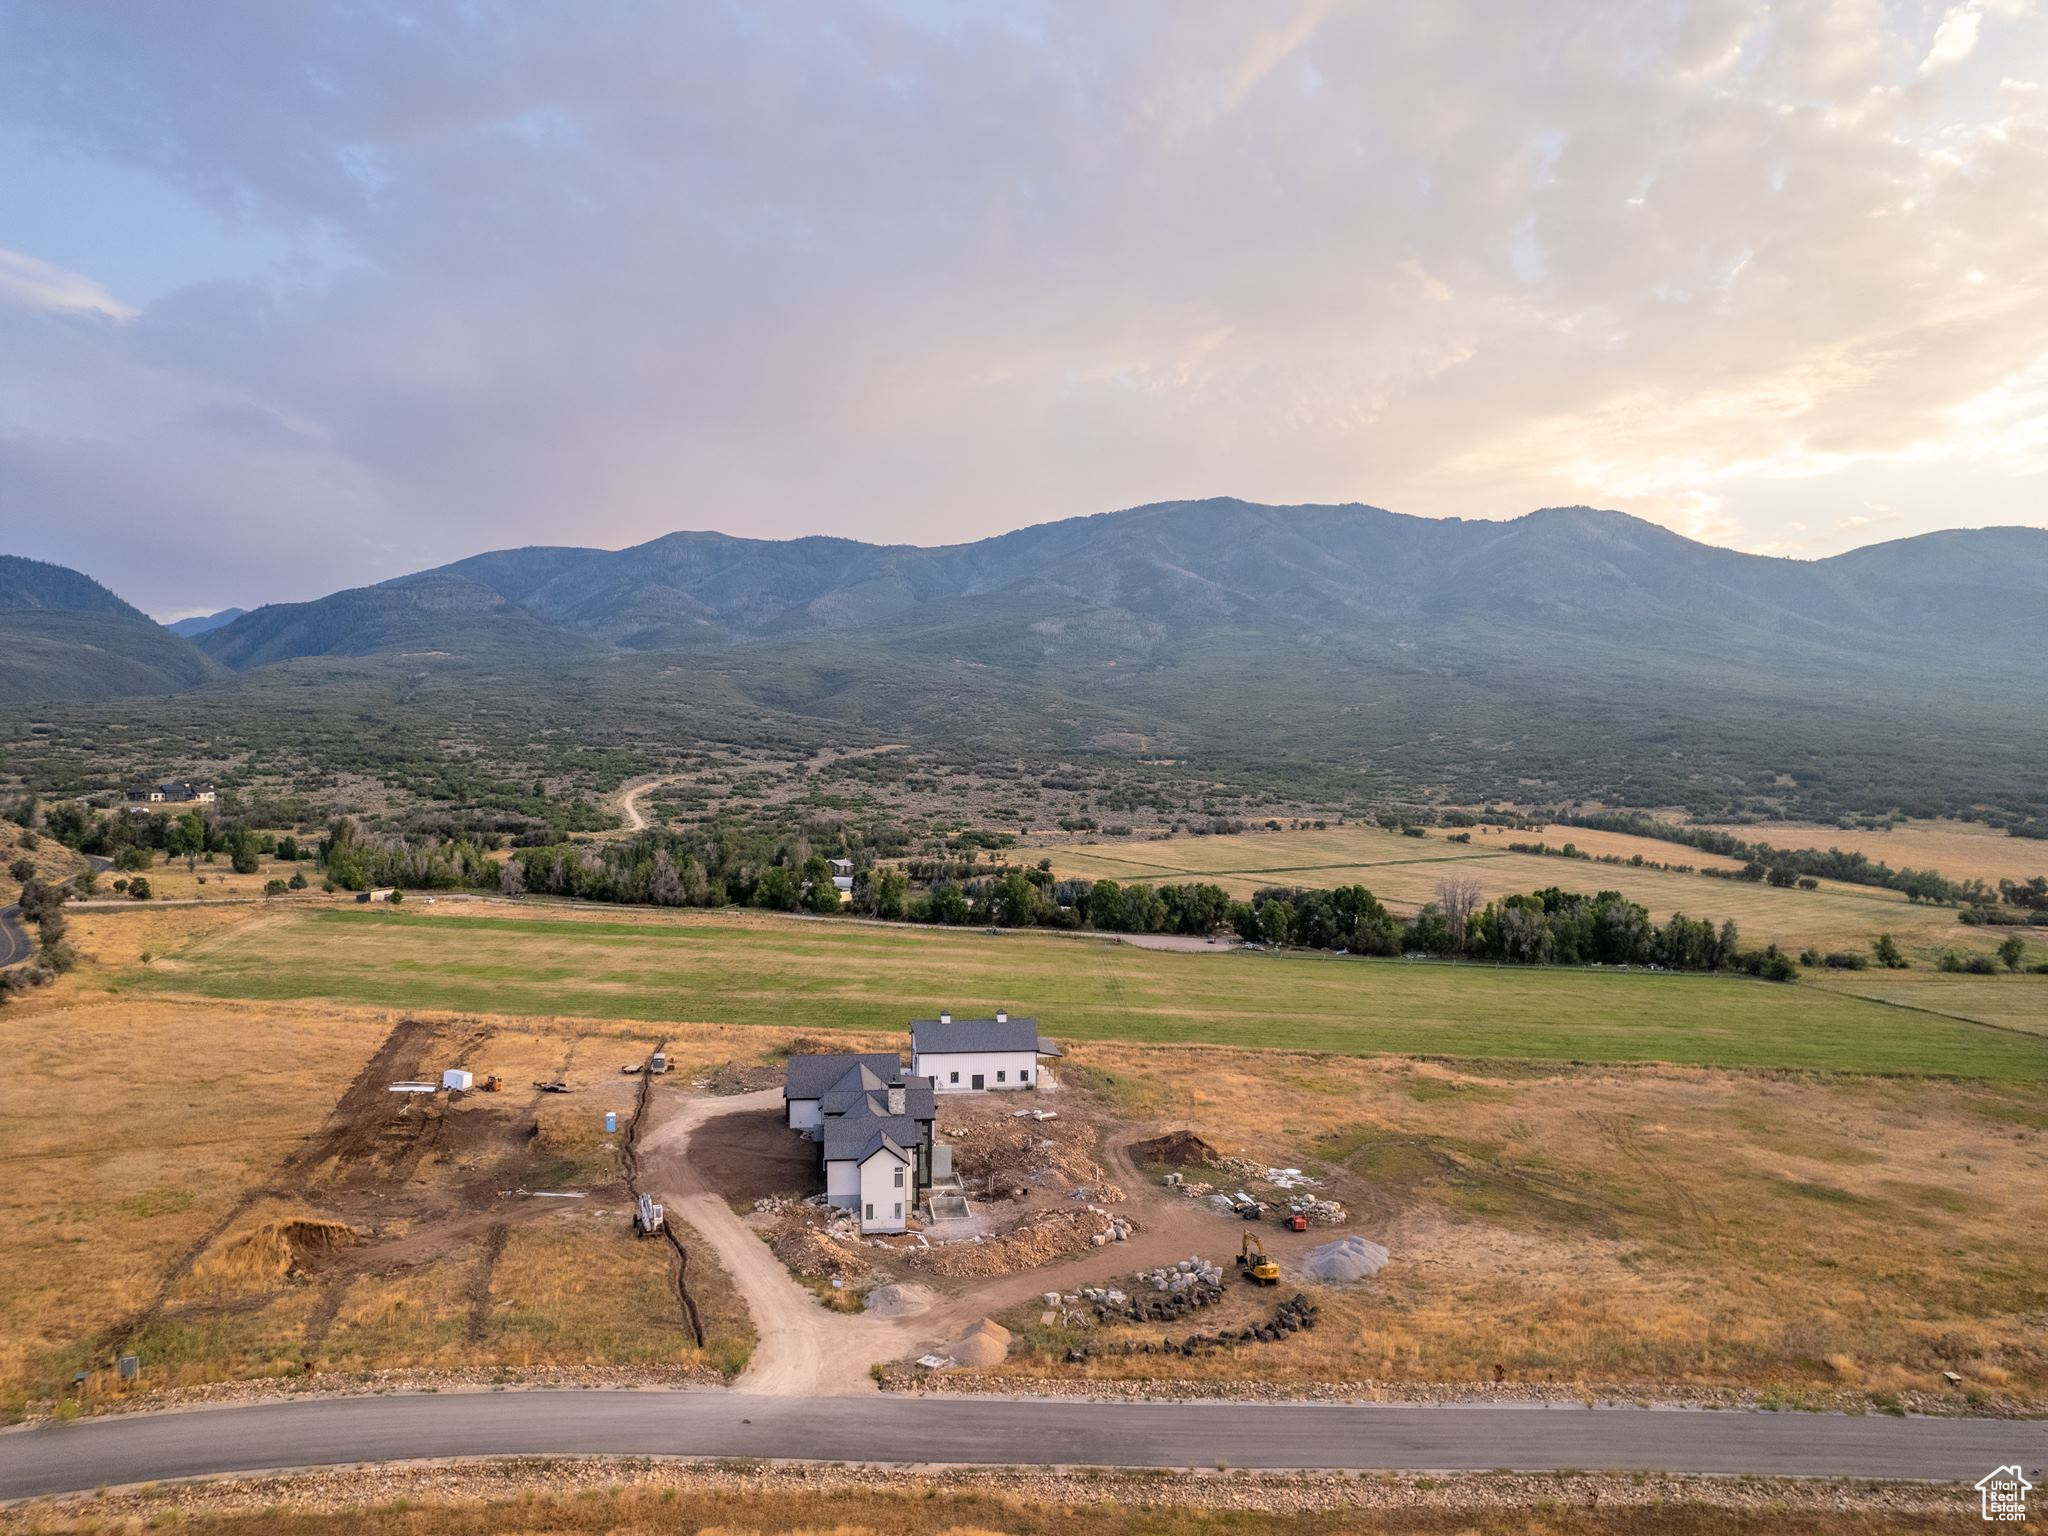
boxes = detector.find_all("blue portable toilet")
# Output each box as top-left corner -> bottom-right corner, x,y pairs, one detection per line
604,1110 -> 618,1134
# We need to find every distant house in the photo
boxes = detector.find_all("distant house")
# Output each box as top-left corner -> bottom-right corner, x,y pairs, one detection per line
782,1051 -> 939,1234
124,780 -> 215,805
829,858 -> 854,902
911,1010 -> 1062,1092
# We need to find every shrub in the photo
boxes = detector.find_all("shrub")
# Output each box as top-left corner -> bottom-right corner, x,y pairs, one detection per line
128,876 -> 152,901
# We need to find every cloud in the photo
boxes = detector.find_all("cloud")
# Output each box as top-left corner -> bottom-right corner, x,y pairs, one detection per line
0,0 -> 2045,610
0,248 -> 134,318
1921,6 -> 1984,73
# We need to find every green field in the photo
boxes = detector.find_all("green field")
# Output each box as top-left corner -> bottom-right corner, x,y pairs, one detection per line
119,905 -> 2048,1080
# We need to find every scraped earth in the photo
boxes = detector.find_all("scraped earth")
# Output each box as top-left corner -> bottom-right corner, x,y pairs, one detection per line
635,1072 -> 1368,1395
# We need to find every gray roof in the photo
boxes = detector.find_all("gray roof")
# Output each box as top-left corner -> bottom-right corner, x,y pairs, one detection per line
784,1051 -> 902,1101
822,1113 -> 925,1163
910,1015 -> 1044,1056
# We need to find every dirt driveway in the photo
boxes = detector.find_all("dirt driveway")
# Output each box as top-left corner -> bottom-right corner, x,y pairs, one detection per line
636,1084 -> 1333,1395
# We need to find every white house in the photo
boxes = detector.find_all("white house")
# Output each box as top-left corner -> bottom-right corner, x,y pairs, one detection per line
911,1010 -> 1062,1092
783,1050 -> 938,1234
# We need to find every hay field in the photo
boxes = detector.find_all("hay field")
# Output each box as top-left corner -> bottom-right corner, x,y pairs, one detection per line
1043,823 -> 1970,954
0,985 -> 755,1416
89,902 -> 2048,1078
1701,818 -> 2048,888
1005,1045 -> 2048,1403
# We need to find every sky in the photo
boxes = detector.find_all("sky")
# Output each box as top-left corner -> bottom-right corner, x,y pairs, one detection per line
1,1 -> 2045,618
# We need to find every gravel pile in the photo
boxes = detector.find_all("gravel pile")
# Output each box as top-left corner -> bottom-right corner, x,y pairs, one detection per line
1302,1235 -> 1388,1282
863,1282 -> 937,1317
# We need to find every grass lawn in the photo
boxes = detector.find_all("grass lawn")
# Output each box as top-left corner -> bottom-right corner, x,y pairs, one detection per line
113,902 -> 2048,1080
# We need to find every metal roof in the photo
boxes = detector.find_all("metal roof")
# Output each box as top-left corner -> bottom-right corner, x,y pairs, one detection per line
784,1051 -> 903,1101
910,1015 -> 1044,1055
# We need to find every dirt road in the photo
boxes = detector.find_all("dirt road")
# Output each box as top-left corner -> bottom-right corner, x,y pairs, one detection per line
613,775 -> 692,833
638,1087 -> 913,1394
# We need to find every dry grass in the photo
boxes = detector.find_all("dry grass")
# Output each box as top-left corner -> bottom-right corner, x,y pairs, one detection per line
0,996 -> 385,1414
0,1470 -> 1970,1536
1700,817 -> 2048,889
998,1043 -> 2048,1402
1046,823 -> 1977,955
0,821 -> 86,906
0,986 -> 759,1415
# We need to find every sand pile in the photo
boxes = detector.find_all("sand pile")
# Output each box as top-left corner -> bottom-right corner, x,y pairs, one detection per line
949,1318 -> 1011,1367
863,1282 -> 937,1317
1302,1235 -> 1389,1283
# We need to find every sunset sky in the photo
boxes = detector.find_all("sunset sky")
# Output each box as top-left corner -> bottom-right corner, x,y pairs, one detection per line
3,1 -> 2044,616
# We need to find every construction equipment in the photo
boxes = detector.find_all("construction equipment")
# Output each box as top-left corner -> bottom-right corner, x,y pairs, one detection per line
532,1080 -> 570,1094
1284,1211 -> 1309,1232
1234,1195 -> 1265,1220
1237,1233 -> 1280,1285
649,1051 -> 668,1075
634,1193 -> 665,1237
480,1074 -> 502,1092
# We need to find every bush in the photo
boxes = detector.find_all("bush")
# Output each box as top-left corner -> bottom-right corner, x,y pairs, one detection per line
1937,950 -> 1997,975
1822,951 -> 1869,970
264,878 -> 288,897
128,876 -> 152,901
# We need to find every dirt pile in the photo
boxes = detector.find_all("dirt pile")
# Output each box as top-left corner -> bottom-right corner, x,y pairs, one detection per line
1132,1130 -> 1221,1168
863,1282 -> 936,1318
942,1109 -> 1114,1196
1302,1235 -> 1389,1283
700,1061 -> 785,1095
189,1217 -> 357,1293
948,1317 -> 1011,1367
909,1206 -> 1121,1278
770,1225 -> 870,1282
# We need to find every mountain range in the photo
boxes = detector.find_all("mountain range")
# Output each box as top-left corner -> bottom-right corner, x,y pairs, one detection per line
7,501 -> 2048,818
183,501 -> 2048,666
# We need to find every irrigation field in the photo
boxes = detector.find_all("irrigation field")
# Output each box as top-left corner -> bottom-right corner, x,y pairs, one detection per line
113,902 -> 2048,1080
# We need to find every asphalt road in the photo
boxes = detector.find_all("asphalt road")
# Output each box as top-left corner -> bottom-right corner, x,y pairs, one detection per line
0,902 -> 29,968
2,1391 -> 2041,1500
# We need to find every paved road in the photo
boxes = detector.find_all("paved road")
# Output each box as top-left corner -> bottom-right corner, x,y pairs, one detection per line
0,1391 -> 2039,1499
0,902 -> 30,968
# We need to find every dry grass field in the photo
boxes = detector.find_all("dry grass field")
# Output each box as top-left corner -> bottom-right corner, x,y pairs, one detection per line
1044,823 -> 1979,956
1700,818 -> 2048,889
0,1471 -> 1968,1536
0,986 -> 757,1417
991,1044 -> 2048,1405
0,821 -> 85,906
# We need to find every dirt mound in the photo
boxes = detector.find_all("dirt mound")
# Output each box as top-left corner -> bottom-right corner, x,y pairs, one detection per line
949,1318 -> 1010,1367
771,1225 -> 870,1282
190,1217 -> 357,1292
1133,1129 -> 1221,1168
941,1107 -> 1113,1195
863,1282 -> 936,1317
701,1060 -> 786,1095
1302,1234 -> 1389,1283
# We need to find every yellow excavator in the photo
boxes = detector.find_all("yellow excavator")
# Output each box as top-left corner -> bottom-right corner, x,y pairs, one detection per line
1237,1233 -> 1280,1286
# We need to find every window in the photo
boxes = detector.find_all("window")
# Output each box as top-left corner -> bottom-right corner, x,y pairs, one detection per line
893,1166 -> 904,1189
864,1202 -> 874,1220
996,1070 -> 1006,1082
949,1071 -> 959,1084
1021,1069 -> 1032,1083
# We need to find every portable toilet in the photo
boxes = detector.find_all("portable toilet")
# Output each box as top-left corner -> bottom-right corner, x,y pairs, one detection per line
605,1110 -> 618,1134
441,1069 -> 473,1092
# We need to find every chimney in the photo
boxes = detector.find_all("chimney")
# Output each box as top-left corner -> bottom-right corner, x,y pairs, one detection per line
939,1010 -> 951,1024
995,1008 -> 1008,1023
888,1086 -> 906,1115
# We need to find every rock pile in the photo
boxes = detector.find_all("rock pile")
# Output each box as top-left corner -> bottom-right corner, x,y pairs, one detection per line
1287,1195 -> 1347,1226
1064,1293 -> 1321,1362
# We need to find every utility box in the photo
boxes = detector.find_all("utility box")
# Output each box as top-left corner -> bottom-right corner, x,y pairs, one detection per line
441,1069 -> 474,1092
